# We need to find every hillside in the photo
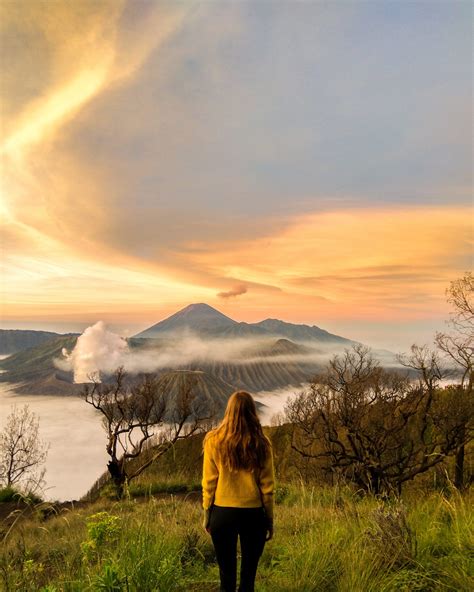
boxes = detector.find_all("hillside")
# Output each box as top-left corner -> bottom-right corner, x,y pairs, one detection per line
2,422 -> 471,591
0,335 -> 82,394
155,370 -> 240,419
3,478 -> 470,592
85,423 -> 313,501
0,329 -> 64,355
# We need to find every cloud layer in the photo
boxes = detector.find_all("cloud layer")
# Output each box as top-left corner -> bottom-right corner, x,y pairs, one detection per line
58,321 -> 358,384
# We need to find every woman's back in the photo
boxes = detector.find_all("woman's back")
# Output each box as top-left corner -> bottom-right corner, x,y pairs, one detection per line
201,391 -> 275,592
202,429 -> 274,512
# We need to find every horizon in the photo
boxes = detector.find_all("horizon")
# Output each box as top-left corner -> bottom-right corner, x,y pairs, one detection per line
0,300 -> 451,352
1,1 -> 471,352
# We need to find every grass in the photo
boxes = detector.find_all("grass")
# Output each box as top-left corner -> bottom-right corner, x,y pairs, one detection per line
1,481 -> 472,592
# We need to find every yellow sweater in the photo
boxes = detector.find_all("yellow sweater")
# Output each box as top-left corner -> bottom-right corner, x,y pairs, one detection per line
201,433 -> 275,520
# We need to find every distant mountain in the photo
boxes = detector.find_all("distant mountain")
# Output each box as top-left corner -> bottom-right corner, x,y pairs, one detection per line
0,329 -> 65,355
135,303 -> 270,339
241,338 -> 313,359
0,305 -> 354,396
134,303 -> 352,343
253,318 -> 351,344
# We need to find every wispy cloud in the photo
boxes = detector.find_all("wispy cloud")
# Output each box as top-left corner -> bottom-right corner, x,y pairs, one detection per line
217,284 -> 248,299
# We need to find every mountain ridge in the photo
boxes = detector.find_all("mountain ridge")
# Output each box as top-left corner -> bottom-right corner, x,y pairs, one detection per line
134,303 -> 352,344
0,329 -> 68,355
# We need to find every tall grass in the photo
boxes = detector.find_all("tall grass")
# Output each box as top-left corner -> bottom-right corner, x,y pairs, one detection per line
1,483 -> 472,591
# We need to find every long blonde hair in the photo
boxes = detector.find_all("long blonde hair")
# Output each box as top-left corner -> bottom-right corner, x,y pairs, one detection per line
205,391 -> 270,472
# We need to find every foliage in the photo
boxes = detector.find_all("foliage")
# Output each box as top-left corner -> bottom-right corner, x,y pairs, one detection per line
0,486 -> 19,503
0,485 -> 43,504
81,512 -> 121,562
364,502 -> 416,568
94,563 -> 126,591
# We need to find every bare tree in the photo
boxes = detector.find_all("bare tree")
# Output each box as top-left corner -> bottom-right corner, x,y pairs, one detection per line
435,272 -> 474,487
286,344 -> 468,495
0,405 -> 49,495
83,368 -> 212,498
443,272 -> 474,334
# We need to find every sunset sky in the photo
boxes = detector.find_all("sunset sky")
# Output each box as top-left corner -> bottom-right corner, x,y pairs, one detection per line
1,0 -> 472,350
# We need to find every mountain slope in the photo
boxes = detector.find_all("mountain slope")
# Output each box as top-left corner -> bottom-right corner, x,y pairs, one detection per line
135,303 -> 236,338
134,303 -> 352,343
0,335 -> 81,394
156,370 -> 238,419
0,329 -> 63,355
254,318 -> 352,344
196,358 -> 318,392
247,338 -> 313,357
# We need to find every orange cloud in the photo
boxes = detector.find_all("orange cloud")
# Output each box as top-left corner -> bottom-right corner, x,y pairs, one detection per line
186,206 -> 472,321
217,284 -> 248,299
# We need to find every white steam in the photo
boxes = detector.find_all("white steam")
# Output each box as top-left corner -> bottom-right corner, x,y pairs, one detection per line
58,321 -> 129,383
56,321 -> 399,384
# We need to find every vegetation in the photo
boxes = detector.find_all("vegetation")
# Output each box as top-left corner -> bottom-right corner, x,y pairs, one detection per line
1,419 -> 472,591
435,272 -> 473,488
0,485 -> 43,504
286,344 -> 472,495
1,481 -> 472,591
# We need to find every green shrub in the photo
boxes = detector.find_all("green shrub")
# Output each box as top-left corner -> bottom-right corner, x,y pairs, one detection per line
95,562 -> 126,591
0,486 -> 18,502
81,511 -> 121,562
0,486 -> 42,503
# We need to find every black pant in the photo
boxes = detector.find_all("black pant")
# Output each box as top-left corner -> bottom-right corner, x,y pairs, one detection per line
209,505 -> 267,592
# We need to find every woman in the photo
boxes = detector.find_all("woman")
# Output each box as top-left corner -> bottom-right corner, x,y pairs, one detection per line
202,391 -> 275,592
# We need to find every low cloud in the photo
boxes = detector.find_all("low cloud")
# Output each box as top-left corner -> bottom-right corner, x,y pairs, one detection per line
217,284 -> 248,299
56,321 -> 365,384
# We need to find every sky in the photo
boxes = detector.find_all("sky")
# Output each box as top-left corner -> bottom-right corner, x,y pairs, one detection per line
0,0 -> 472,350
